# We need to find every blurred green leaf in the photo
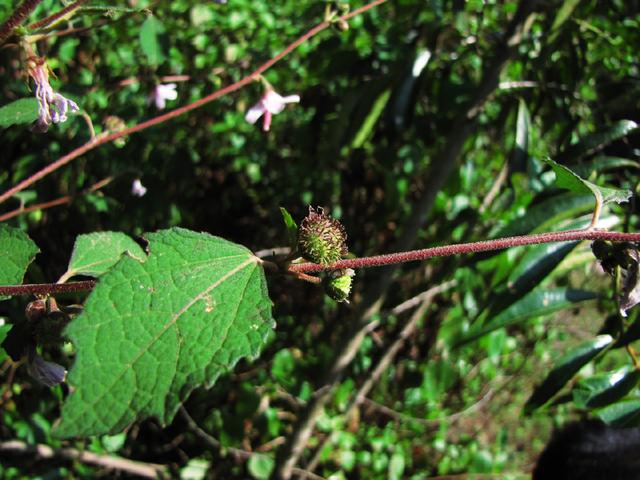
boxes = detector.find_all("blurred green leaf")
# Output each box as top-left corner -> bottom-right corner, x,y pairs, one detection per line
0,98 -> 39,128
595,398 -> 640,427
248,454 -> 274,480
455,288 -> 597,347
139,15 -> 166,65
559,120 -> 638,160
525,335 -> 613,413
351,89 -> 391,149
573,368 -> 640,409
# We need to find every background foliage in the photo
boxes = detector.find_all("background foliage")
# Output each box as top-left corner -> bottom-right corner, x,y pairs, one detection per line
1,0 -> 639,478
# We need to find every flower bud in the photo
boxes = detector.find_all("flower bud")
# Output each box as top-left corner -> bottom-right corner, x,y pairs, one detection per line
325,269 -> 355,303
298,207 -> 348,265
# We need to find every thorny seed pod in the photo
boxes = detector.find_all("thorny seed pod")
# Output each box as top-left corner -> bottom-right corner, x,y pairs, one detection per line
325,269 -> 355,303
298,206 -> 348,265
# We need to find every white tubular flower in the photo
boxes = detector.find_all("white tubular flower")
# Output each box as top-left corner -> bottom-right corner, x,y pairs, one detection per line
149,83 -> 178,110
28,57 -> 79,133
245,89 -> 300,131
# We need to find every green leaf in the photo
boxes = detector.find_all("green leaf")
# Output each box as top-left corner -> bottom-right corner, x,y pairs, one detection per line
59,232 -> 146,282
0,225 -> 39,300
0,324 -> 11,362
454,288 -> 597,347
573,368 -> 640,409
139,15 -> 166,65
595,399 -> 640,427
524,335 -> 613,413
54,228 -> 274,437
569,156 -> 639,178
0,98 -> 39,128
543,157 -> 632,206
549,0 -> 582,42
279,207 -> 298,250
248,454 -> 274,480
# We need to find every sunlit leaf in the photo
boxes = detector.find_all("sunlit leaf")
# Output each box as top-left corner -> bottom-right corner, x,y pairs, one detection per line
573,367 -> 640,409
55,228 -> 274,437
543,158 -> 632,206
60,232 -> 146,282
595,398 -> 640,427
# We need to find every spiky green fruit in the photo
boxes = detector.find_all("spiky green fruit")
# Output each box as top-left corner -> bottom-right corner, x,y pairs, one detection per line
325,269 -> 355,303
298,206 -> 348,264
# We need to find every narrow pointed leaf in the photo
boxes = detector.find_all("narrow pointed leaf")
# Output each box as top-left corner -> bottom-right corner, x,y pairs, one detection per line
0,98 -> 39,128
543,158 -> 632,206
454,288 -> 597,347
559,120 -> 638,160
351,89 -> 391,149
595,399 -> 640,427
279,207 -> 298,250
61,232 -> 146,281
524,335 -> 613,413
573,368 -> 640,409
55,228 -> 274,437
0,225 -> 39,300
510,99 -> 530,171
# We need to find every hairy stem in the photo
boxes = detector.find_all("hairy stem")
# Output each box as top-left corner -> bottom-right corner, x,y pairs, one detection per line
0,0 -> 387,208
0,0 -> 43,44
288,230 -> 640,274
0,281 -> 95,297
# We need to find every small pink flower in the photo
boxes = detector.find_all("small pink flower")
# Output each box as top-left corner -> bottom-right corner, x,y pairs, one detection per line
245,89 -> 300,131
149,83 -> 178,110
27,57 -> 79,133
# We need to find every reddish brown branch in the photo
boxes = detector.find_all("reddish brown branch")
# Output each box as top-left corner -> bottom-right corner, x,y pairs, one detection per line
0,281 -> 95,297
288,230 -> 640,274
27,0 -> 88,30
0,0 -> 388,207
0,176 -> 113,222
0,0 -> 43,44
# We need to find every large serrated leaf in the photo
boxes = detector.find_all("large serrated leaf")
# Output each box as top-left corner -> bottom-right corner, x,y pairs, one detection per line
54,228 -> 274,437
453,288 -> 597,347
0,98 -> 39,128
543,158 -> 632,206
524,335 -> 613,413
0,225 -> 39,300
139,15 -> 166,65
59,232 -> 146,282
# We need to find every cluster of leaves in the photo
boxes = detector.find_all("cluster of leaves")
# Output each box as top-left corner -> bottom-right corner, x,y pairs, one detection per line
1,0 -> 640,479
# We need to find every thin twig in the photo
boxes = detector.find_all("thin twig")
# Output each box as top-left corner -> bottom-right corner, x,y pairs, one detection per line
0,176 -> 113,222
0,440 -> 168,479
306,282 -> 452,473
0,0 -> 388,208
179,407 -> 325,480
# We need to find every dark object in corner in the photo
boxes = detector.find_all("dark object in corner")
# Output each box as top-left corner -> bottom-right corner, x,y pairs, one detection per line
533,420 -> 640,480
